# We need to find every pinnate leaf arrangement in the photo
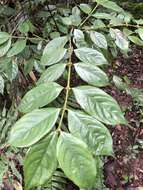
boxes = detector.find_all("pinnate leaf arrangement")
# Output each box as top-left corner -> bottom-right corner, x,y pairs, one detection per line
4,0 -> 143,189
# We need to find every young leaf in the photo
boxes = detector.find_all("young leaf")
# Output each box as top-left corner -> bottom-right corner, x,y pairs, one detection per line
110,29 -> 129,52
94,0 -> 123,12
7,39 -> 26,57
90,31 -> 107,49
73,86 -> 127,125
9,108 -> 60,147
74,63 -> 109,87
68,110 -> 113,156
24,132 -> 58,189
0,75 -> 4,94
57,132 -> 97,189
37,63 -> 66,84
41,36 -> 68,65
0,39 -> 11,57
18,82 -> 63,113
74,47 -> 108,66
0,32 -> 10,45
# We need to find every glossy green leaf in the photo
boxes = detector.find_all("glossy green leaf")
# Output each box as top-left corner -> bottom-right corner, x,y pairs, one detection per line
128,36 -> 143,46
73,86 -> 127,125
9,108 -> 60,147
18,82 -> 63,113
74,48 -> 108,66
0,75 -> 4,94
0,39 -> 11,57
74,63 -> 109,87
41,36 -> 68,65
68,110 -> 113,156
24,132 -> 58,189
7,39 -> 26,57
79,4 -> 91,14
73,29 -> 87,48
90,31 -> 107,49
0,32 -> 10,45
136,28 -> 143,41
110,29 -> 129,51
37,63 -> 66,85
94,0 -> 123,12
57,132 -> 97,189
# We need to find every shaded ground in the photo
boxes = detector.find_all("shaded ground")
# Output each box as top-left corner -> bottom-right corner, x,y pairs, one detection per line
104,47 -> 143,190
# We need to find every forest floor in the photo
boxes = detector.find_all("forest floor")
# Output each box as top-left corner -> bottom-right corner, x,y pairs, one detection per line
104,46 -> 143,190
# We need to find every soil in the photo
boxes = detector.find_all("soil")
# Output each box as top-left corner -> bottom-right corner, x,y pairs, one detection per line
104,46 -> 143,190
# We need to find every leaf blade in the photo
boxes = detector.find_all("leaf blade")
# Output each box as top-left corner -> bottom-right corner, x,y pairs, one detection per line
18,82 -> 63,113
7,39 -> 26,57
41,36 -> 68,65
57,132 -> 97,189
74,63 -> 109,87
73,86 -> 127,125
24,132 -> 58,189
37,63 -> 66,84
68,110 -> 113,156
9,108 -> 60,147
74,47 -> 108,66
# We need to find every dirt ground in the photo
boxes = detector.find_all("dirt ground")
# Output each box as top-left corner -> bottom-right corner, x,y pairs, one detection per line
104,46 -> 143,190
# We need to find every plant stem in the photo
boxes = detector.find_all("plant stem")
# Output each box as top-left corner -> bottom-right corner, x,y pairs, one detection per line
83,23 -> 143,31
57,33 -> 73,131
80,3 -> 98,27
10,35 -> 48,42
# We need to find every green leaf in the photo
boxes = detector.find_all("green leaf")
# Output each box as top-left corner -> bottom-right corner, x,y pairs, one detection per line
41,36 -> 68,66
61,17 -> 72,26
73,86 -> 127,125
71,6 -> 81,26
9,108 -> 60,147
73,29 -> 87,48
79,4 -> 91,14
92,12 -> 112,20
7,39 -> 26,57
0,32 -> 10,45
128,36 -> 143,46
110,29 -> 129,52
74,63 -> 109,87
57,132 -> 97,189
68,110 -> 113,156
113,75 -> 127,91
0,75 -> 4,94
0,39 -> 11,57
6,60 -> 18,81
24,132 -> 58,189
18,82 -> 63,113
0,161 -> 7,186
37,63 -> 66,85
18,21 -> 30,33
74,48 -> 108,66
90,31 -> 107,49
94,0 -> 123,12
135,28 -> 143,41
